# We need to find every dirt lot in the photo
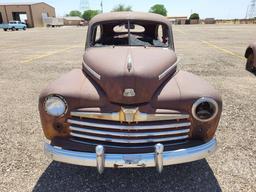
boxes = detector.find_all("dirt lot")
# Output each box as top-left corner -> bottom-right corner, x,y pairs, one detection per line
0,25 -> 255,192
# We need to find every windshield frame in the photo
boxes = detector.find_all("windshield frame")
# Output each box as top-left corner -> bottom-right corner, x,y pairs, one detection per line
86,19 -> 174,49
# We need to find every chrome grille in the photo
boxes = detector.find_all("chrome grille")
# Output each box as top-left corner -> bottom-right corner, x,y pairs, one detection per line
68,110 -> 191,146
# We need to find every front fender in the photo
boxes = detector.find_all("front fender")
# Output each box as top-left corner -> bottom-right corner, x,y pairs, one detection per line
151,70 -> 222,141
38,69 -> 109,139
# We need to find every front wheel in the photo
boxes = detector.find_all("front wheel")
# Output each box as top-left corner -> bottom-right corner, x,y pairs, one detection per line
11,27 -> 15,31
246,53 -> 256,72
3,28 -> 7,31
23,27 -> 26,31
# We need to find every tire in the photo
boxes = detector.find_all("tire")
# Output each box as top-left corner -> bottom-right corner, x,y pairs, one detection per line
3,29 -> 7,31
11,27 -> 15,31
246,53 -> 256,72
23,27 -> 26,31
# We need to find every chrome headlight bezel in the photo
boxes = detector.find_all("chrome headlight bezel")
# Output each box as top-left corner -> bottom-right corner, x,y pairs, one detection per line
44,95 -> 68,117
192,97 -> 219,122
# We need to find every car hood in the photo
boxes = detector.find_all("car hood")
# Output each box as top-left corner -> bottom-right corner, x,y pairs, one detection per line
83,46 -> 177,104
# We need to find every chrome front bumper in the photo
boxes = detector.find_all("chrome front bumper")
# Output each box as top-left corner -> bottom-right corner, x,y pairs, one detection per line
44,138 -> 217,174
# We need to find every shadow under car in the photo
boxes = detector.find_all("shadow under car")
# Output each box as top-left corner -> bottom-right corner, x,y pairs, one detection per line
33,159 -> 221,192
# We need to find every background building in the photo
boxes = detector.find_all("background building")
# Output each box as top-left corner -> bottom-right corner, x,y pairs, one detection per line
167,16 -> 187,25
63,16 -> 85,26
0,2 -> 55,27
204,18 -> 216,24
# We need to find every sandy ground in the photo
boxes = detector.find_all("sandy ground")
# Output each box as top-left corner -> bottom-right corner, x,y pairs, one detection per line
0,25 -> 255,192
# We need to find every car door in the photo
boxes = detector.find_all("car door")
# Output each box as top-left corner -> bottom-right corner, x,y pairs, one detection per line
17,21 -> 23,29
9,22 -> 15,28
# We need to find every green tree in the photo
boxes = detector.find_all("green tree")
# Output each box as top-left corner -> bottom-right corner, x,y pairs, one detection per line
189,13 -> 200,20
112,4 -> 132,12
82,10 -> 100,21
149,4 -> 167,16
68,10 -> 82,17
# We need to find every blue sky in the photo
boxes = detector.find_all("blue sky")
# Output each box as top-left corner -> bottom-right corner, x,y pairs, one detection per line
0,0 -> 252,19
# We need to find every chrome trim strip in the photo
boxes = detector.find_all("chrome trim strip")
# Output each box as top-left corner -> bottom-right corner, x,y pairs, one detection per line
71,111 -> 119,120
158,59 -> 180,80
68,119 -> 191,130
70,126 -> 190,137
83,63 -> 101,80
70,111 -> 189,123
70,132 -> 189,144
44,138 -> 217,169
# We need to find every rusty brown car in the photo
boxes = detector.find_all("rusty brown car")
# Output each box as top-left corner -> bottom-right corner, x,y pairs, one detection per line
39,12 -> 222,173
245,42 -> 256,72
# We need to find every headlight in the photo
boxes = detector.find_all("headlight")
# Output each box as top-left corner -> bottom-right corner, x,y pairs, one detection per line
192,97 -> 218,122
44,95 -> 67,117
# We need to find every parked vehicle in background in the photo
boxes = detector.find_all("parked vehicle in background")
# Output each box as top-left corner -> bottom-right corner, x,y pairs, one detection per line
0,21 -> 27,31
39,12 -> 222,174
43,17 -> 64,27
245,42 -> 256,72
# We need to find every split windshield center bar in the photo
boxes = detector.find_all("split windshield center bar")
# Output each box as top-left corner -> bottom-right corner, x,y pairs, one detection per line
128,20 -> 131,46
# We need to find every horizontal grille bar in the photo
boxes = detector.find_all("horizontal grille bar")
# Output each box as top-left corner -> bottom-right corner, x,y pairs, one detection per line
70,132 -> 189,144
68,109 -> 191,147
68,119 -> 191,130
70,111 -> 189,123
70,125 -> 190,138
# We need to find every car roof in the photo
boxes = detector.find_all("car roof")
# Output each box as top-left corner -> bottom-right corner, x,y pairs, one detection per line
90,12 -> 171,26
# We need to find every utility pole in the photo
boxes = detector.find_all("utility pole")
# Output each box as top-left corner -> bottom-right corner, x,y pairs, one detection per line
101,1 -> 103,13
246,0 -> 256,19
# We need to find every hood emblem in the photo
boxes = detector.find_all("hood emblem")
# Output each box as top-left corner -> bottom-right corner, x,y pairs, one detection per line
123,88 -> 136,97
127,54 -> 133,72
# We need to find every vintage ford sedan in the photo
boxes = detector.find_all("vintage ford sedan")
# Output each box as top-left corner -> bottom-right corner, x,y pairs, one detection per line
245,42 -> 256,72
39,12 -> 222,173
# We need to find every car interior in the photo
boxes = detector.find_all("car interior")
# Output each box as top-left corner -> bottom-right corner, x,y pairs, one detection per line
91,21 -> 170,47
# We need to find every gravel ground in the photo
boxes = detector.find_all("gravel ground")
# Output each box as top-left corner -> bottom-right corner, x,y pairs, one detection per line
0,25 -> 255,192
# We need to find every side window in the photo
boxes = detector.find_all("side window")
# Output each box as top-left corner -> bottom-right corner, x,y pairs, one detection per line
93,25 -> 102,44
156,25 -> 169,46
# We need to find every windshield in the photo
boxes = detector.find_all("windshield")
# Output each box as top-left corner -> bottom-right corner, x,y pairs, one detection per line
90,20 -> 171,48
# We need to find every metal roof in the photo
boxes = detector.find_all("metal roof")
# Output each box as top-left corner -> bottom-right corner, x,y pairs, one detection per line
0,2 -> 54,8
90,12 -> 171,26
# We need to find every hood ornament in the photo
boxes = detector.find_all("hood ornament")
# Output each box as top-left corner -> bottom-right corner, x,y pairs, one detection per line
127,54 -> 132,72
